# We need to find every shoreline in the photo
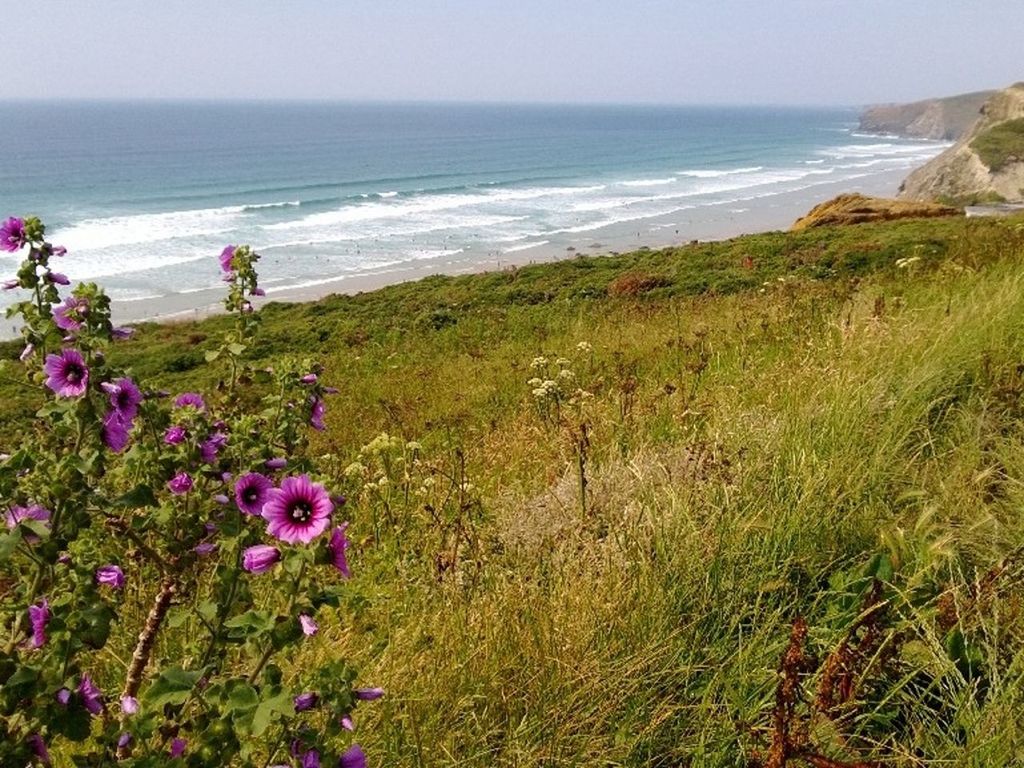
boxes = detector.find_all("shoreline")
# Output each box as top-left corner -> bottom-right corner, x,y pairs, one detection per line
115,167 -> 910,329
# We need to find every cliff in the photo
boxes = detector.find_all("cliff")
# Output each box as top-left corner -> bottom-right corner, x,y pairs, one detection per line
899,83 -> 1024,203
859,90 -> 995,140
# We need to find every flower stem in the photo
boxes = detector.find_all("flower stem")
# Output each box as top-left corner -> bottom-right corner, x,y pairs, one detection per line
248,559 -> 306,684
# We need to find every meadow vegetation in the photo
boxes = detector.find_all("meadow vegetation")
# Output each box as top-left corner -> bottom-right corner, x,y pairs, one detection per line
970,117 -> 1024,173
3,213 -> 1024,765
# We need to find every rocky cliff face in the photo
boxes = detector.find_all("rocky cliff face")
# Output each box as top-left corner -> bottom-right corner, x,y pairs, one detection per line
859,91 -> 994,140
790,194 -> 961,231
899,84 -> 1024,203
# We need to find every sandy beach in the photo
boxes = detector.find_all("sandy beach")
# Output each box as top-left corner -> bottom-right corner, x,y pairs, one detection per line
106,167 -> 910,330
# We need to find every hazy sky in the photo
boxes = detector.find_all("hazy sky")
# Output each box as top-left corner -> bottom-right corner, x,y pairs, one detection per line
3,1 -> 1021,105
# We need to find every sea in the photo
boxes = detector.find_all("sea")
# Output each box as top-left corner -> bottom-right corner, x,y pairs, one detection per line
0,101 -> 948,319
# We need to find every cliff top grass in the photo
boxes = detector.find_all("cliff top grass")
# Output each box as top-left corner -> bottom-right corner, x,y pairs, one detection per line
970,116 -> 1024,172
4,212 -> 1024,765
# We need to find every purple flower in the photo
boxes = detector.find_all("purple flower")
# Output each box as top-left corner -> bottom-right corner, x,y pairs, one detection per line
46,271 -> 70,285
173,392 -> 206,411
27,734 -> 51,766
235,472 -> 273,516
200,432 -> 228,464
169,738 -> 187,758
43,349 -> 89,398
164,425 -> 187,445
302,750 -> 321,768
117,732 -> 133,750
102,412 -> 130,453
219,245 -> 236,273
261,475 -> 333,545
168,472 -> 193,495
52,295 -> 89,332
242,544 -> 281,574
194,542 -> 218,556
111,326 -> 135,340
79,674 -> 104,715
95,564 -> 125,589
328,523 -> 351,578
101,377 -> 143,421
294,692 -> 319,712
299,613 -> 318,636
5,504 -> 51,532
310,397 -> 326,431
28,598 -> 50,649
0,217 -> 25,252
339,744 -> 367,768
340,714 -> 355,731
300,373 -> 318,384
264,457 -> 287,470
19,342 -> 34,362
3,278 -> 20,290
52,245 -> 67,257
213,494 -> 229,505
56,688 -> 71,706
354,687 -> 384,701
120,695 -> 139,715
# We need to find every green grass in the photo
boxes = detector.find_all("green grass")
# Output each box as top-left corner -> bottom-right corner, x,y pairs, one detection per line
971,117 -> 1024,172
5,213 -> 1024,765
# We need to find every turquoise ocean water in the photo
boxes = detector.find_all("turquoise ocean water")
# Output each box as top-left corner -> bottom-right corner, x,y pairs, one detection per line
0,101 -> 946,312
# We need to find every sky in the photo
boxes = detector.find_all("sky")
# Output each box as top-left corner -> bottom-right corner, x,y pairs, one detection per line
2,1 -> 1022,106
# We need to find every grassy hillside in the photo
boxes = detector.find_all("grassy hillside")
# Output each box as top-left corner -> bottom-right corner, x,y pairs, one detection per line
971,117 -> 1024,172
4,214 -> 1024,765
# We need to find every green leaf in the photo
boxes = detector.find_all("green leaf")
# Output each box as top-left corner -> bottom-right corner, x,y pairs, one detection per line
113,484 -> 159,509
20,519 -> 51,541
251,691 -> 294,736
142,667 -> 202,709
224,610 -> 275,637
205,349 -> 222,362
78,603 -> 115,650
228,343 -> 247,356
0,530 -> 22,562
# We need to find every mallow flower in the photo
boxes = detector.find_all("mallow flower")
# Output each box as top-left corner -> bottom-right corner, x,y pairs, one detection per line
328,523 -> 351,578
43,349 -> 89,398
101,377 -> 143,421
78,674 -> 104,715
52,296 -> 89,332
235,472 -> 273,516
28,598 -> 50,648
168,472 -> 193,495
261,475 -> 333,544
243,544 -> 281,574
219,245 -> 236,273
95,565 -> 125,589
339,745 -> 367,768
0,216 -> 25,252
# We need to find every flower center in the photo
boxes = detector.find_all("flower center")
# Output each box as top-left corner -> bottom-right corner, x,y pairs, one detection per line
66,364 -> 83,383
244,488 -> 259,504
289,501 -> 313,523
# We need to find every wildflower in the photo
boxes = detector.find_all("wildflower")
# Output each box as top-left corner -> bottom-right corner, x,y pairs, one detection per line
169,738 -> 187,758
242,544 -> 281,574
235,472 -> 273,516
28,598 -> 50,648
219,245 -> 236,273
200,432 -> 228,464
45,271 -> 70,285
354,687 -> 384,701
194,542 -> 217,556
120,695 -> 139,715
168,472 -> 193,495
101,377 -> 143,421
261,475 -> 333,544
52,245 -> 67,257
213,493 -> 229,505
0,217 -> 25,252
173,392 -> 206,411
52,295 -> 89,332
328,523 -> 351,578
340,715 -> 355,731
27,733 -> 51,765
310,397 -> 326,431
265,457 -> 287,470
2,278 -> 18,290
300,373 -> 318,384
530,356 -> 548,370
111,326 -> 135,340
95,564 -> 125,589
5,504 -> 51,532
294,692 -> 318,712
576,341 -> 593,354
339,744 -> 367,768
164,425 -> 187,445
299,613 -> 318,636
102,413 -> 130,453
56,688 -> 71,706
117,732 -> 133,751
43,349 -> 89,397
19,342 -> 33,362
302,750 -> 320,768
79,674 -> 104,715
